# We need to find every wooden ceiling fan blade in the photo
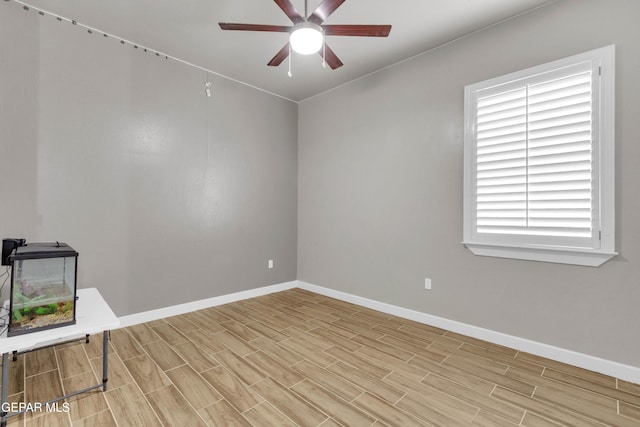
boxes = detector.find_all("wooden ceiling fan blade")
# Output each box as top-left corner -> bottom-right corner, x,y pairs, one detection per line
323,24 -> 392,37
268,43 -> 290,67
274,0 -> 305,24
308,0 -> 346,25
219,23 -> 292,33
320,44 -> 343,69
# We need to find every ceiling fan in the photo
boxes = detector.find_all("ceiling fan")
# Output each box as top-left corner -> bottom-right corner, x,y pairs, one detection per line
218,0 -> 392,70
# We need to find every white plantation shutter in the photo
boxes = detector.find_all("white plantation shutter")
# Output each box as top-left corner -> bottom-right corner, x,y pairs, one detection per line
463,46 -> 616,266
476,66 -> 593,241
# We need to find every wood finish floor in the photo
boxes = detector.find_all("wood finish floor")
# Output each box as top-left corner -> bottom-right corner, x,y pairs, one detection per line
2,288 -> 639,426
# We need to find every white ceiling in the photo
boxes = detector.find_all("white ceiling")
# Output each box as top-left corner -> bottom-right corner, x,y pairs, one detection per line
23,0 -> 554,102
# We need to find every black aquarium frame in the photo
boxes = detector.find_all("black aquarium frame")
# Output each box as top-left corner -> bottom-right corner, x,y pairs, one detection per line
7,242 -> 78,337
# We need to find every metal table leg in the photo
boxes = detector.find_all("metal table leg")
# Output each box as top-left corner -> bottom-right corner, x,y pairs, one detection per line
102,331 -> 108,391
1,352 -> 8,427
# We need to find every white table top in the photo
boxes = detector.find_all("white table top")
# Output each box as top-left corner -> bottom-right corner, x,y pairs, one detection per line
0,288 -> 120,354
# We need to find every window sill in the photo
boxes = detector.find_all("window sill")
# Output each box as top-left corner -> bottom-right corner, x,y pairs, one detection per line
462,242 -> 617,267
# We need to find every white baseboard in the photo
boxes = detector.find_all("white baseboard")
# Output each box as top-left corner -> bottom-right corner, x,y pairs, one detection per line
296,280 -> 640,385
117,278 -> 640,384
118,281 -> 298,327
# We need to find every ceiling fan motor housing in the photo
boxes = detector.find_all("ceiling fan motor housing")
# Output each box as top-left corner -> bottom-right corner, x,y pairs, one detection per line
289,22 -> 323,55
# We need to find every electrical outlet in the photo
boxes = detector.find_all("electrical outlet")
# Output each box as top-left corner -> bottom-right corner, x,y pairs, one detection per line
424,278 -> 432,290
268,260 -> 274,269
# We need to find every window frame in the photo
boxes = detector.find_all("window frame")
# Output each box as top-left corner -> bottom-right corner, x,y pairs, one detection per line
463,45 -> 616,267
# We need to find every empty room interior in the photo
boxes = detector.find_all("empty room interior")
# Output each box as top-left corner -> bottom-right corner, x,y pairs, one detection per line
1,0 -> 639,425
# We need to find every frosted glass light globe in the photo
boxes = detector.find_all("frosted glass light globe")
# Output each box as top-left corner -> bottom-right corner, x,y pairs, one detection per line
289,23 -> 323,55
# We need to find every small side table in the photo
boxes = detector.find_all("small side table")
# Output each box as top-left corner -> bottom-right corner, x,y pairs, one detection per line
0,288 -> 119,426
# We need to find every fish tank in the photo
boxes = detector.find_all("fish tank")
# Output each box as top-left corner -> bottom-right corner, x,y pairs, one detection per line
7,242 -> 78,337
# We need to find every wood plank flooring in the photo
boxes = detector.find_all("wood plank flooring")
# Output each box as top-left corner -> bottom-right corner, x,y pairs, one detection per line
2,288 -> 639,426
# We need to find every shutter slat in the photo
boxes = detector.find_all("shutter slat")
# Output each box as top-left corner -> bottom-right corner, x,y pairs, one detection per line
528,219 -> 591,229
477,225 -> 591,238
528,170 -> 591,183
528,121 -> 591,140
528,150 -> 591,167
478,166 -> 526,179
528,112 -> 591,132
528,160 -> 591,175
477,201 -> 527,210
528,140 -> 591,157
478,87 -> 526,108
528,199 -> 591,209
478,148 -> 526,163
528,179 -> 591,192
528,209 -> 591,219
528,130 -> 591,148
477,106 -> 526,127
477,193 -> 527,203
477,210 -> 527,218
478,124 -> 526,140
528,98 -> 590,119
477,157 -> 526,171
478,132 -> 526,147
478,176 -> 526,187
528,189 -> 591,200
477,183 -> 526,195
529,72 -> 590,93
477,140 -> 526,156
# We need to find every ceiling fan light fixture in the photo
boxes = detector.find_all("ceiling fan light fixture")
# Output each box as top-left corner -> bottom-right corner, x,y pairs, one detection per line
289,22 -> 323,55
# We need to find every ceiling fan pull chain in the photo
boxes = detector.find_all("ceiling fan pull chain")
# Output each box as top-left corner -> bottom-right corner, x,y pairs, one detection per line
322,31 -> 327,68
288,43 -> 293,77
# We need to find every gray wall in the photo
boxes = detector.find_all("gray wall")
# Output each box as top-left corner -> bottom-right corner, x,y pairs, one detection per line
0,6 -> 298,316
298,0 -> 640,367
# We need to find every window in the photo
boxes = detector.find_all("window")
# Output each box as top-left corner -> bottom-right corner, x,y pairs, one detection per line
463,46 -> 616,266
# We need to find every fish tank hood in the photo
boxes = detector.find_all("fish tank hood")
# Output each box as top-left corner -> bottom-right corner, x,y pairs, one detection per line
9,242 -> 78,260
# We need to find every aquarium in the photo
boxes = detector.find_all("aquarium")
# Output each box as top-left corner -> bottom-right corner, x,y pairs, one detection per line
7,242 -> 78,336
